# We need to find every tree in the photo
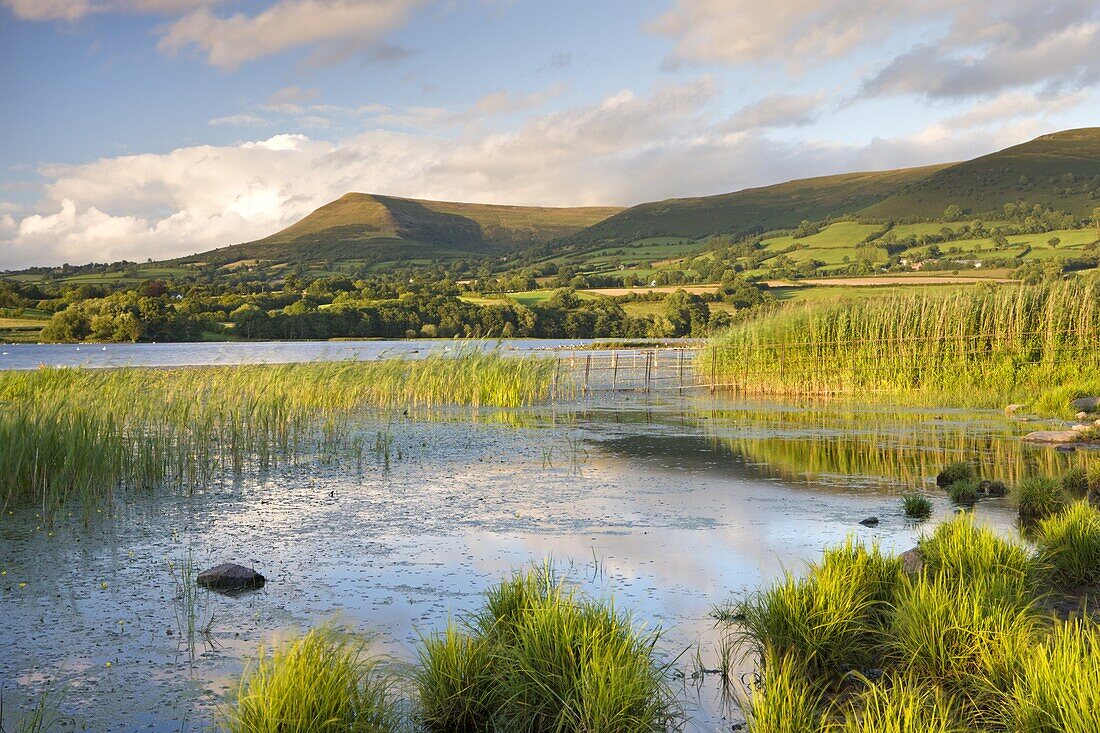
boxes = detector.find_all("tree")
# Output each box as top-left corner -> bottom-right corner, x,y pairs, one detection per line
943,205 -> 963,221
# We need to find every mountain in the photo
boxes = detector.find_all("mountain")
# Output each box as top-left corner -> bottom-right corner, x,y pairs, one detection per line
185,194 -> 623,267
561,128 -> 1100,247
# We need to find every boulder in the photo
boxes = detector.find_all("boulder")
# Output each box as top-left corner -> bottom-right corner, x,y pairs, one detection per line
196,563 -> 265,591
1004,404 -> 1025,415
859,516 -> 880,527
899,547 -> 924,575
1022,430 -> 1079,444
1070,396 -> 1100,413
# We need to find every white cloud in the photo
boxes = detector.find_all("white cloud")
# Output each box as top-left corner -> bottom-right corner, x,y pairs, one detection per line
156,0 -> 427,70
721,93 -> 827,132
2,0 -> 220,21
208,113 -> 271,127
652,0 -> 1100,100
0,79 -> 1075,269
941,90 -> 1089,129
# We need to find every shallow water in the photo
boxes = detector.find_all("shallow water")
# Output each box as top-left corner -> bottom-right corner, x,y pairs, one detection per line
0,392 -> 1089,731
0,338 -> 679,370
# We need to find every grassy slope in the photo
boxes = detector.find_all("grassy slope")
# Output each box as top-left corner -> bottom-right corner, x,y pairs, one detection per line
861,128 -> 1100,219
561,166 -> 948,246
185,193 -> 622,266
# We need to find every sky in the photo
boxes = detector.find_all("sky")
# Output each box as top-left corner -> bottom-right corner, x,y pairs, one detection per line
1,0 -> 1098,269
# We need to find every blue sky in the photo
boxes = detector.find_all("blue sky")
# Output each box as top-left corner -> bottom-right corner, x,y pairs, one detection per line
1,0 -> 1098,268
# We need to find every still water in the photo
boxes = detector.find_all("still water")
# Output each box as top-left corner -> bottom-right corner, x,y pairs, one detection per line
0,339 -> 678,370
0,386 -> 1084,731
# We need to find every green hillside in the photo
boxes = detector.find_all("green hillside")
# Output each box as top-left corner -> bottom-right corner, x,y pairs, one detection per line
563,166 -> 946,246
862,128 -> 1100,219
561,128 -> 1100,249
184,193 -> 622,268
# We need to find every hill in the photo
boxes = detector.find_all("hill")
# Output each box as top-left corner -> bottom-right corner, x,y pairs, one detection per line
184,194 -> 622,268
861,128 -> 1100,219
562,128 -> 1100,248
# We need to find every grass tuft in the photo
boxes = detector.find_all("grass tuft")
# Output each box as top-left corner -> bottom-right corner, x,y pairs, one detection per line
902,494 -> 933,519
936,462 -> 975,488
223,625 -> 400,733
1034,500 -> 1100,588
1016,476 -> 1066,522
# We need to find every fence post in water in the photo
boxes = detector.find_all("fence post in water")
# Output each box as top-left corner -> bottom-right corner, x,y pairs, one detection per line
678,349 -> 684,394
583,355 -> 591,396
612,351 -> 618,392
552,356 -> 560,400
710,347 -> 717,394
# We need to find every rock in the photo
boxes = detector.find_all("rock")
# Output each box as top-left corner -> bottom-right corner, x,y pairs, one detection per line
1022,430 -> 1079,444
899,547 -> 924,575
1056,444 -> 1077,453
196,563 -> 265,591
859,516 -> 880,527
1005,404 -> 1025,415
1070,396 -> 1100,413
1072,423 -> 1093,433
1078,412 -> 1090,421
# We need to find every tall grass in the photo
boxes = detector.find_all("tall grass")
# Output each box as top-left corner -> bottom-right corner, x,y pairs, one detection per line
0,350 -> 559,514
918,514 -> 1035,595
1034,500 -> 1100,588
222,625 -> 400,733
703,279 -> 1100,407
416,566 -> 679,732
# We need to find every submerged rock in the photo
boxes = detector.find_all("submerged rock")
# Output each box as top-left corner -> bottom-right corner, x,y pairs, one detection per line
859,516 -> 880,527
196,563 -> 265,591
899,547 -> 924,575
1022,430 -> 1079,444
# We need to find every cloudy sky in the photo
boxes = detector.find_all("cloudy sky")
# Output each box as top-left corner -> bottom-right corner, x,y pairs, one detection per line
1,0 -> 1098,269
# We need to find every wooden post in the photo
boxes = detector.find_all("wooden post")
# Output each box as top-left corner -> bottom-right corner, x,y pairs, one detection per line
710,347 -> 717,394
583,354 -> 591,396
678,349 -> 684,394
612,351 -> 618,392
553,356 -> 560,400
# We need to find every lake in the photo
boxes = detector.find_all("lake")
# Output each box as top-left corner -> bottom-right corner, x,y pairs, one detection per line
0,348 -> 1077,731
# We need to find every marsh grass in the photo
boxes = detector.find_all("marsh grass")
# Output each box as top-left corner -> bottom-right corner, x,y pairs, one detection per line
727,503 -> 1100,732
946,479 -> 981,505
702,280 -> 1100,408
169,551 -> 216,662
936,462 -> 975,488
1016,476 -> 1066,522
1035,500 -> 1100,588
0,349 -> 560,514
901,494 -> 933,519
0,679 -> 71,733
223,625 -> 400,733
416,566 -> 680,733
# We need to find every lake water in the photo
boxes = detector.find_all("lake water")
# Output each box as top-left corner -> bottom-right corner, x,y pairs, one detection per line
0,353 -> 1083,731
0,339 -> 689,370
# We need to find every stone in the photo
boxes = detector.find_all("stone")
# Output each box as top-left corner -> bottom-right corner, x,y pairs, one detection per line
1070,396 -> 1100,413
1078,412 -> 1090,421
1072,423 -> 1093,432
899,547 -> 924,575
196,563 -> 265,591
1004,404 -> 1025,415
1021,430 -> 1079,444
859,516 -> 880,527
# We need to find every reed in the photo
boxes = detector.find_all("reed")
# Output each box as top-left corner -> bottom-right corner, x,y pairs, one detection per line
222,625 -> 400,733
416,566 -> 679,733
901,494 -> 933,519
1016,476 -> 1066,522
0,349 -> 559,514
702,279 -> 1100,408
1034,500 -> 1100,588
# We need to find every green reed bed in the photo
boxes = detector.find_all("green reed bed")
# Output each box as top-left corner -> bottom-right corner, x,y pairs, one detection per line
416,566 -> 680,733
0,350 -> 559,514
702,279 -> 1100,408
730,502 -> 1100,733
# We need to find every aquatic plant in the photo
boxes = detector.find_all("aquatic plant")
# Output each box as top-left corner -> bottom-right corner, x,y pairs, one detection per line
1060,467 -> 1090,498
901,494 -> 933,519
736,539 -> 902,681
827,674 -> 963,733
997,619 -> 1100,733
1016,476 -> 1066,522
946,479 -> 981,505
416,566 -> 679,733
741,650 -> 826,733
1034,501 -> 1100,588
0,678 -> 71,733
936,462 -> 975,488
0,349 -> 561,514
701,279 -> 1100,407
918,514 -> 1034,596
223,625 -> 400,733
